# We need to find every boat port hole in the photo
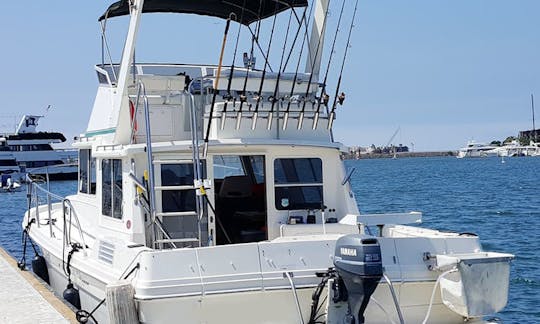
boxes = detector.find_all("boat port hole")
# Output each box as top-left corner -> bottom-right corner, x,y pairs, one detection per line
213,155 -> 267,245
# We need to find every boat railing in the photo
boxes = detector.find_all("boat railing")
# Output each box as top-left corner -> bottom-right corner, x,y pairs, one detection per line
131,79 -> 182,249
26,174 -> 88,256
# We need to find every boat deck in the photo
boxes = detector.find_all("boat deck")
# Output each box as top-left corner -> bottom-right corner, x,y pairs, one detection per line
0,247 -> 76,324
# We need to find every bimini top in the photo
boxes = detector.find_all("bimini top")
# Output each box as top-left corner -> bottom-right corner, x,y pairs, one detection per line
99,0 -> 308,25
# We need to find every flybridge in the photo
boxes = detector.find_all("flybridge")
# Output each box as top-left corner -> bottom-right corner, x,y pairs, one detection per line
90,0 -> 358,145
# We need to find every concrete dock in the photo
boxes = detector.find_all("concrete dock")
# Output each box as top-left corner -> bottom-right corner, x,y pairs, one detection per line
0,247 -> 77,324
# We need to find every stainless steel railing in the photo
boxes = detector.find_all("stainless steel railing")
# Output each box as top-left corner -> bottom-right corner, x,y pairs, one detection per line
26,174 -> 88,256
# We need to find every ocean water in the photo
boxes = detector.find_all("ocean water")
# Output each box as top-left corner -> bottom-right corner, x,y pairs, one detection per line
0,157 -> 537,322
347,156 -> 539,323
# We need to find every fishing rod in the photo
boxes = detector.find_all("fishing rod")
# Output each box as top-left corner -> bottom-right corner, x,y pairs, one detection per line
267,8 -> 294,130
236,1 -> 265,130
282,6 -> 309,72
283,4 -> 314,130
297,0 -> 331,130
328,0 -> 359,131
203,15 -> 234,157
220,2 -> 246,130
251,2 -> 280,130
313,0 -> 346,130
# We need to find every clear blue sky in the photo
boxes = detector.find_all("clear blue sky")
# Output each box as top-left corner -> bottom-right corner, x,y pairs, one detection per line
1,1 -> 539,151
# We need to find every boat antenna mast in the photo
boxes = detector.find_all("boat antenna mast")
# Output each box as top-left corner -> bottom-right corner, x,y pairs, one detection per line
328,0 -> 359,131
532,93 -> 537,142
313,0 -> 346,130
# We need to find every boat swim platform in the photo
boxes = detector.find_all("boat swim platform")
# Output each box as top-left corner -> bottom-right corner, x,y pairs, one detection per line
0,246 -> 76,324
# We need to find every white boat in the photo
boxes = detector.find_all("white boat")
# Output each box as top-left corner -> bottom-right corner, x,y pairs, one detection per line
493,140 -> 540,157
1,115 -> 78,180
22,1 -> 513,323
456,141 -> 499,158
0,169 -> 22,192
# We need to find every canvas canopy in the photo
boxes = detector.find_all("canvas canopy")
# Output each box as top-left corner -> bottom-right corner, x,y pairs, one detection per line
99,0 -> 308,25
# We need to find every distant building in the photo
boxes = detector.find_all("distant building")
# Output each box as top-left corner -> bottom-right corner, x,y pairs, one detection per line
519,129 -> 540,143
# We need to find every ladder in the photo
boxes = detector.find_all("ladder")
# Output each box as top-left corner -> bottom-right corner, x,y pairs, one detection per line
133,80 -> 207,249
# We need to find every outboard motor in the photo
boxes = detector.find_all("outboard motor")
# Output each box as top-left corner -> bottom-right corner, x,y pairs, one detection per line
333,234 -> 383,324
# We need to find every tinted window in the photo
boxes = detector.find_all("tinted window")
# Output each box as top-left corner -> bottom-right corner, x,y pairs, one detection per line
102,159 -> 112,216
213,155 -> 245,179
274,158 -> 323,210
90,158 -> 96,194
274,158 -> 322,184
112,160 -> 123,219
0,159 -> 17,166
161,164 -> 194,186
162,190 -> 196,212
79,150 -> 96,195
79,150 -> 88,193
102,159 -> 122,218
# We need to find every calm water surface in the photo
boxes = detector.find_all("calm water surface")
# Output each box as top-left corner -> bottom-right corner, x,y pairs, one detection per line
347,156 -> 539,323
0,157 -> 537,322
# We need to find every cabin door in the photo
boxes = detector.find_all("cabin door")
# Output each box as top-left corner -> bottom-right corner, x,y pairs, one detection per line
213,155 -> 267,245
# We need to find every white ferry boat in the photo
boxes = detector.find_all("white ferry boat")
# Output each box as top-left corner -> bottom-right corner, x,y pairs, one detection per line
22,1 -> 513,323
1,115 -> 78,180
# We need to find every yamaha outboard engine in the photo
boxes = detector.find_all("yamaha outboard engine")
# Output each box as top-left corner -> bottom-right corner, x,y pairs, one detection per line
333,234 -> 383,324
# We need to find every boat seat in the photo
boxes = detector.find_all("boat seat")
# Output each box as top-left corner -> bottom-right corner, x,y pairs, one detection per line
218,175 -> 252,198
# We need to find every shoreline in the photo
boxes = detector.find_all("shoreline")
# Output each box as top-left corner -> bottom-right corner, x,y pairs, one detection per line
344,151 -> 457,159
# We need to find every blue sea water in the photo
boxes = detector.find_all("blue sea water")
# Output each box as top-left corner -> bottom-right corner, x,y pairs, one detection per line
347,156 -> 539,323
0,156 -> 538,322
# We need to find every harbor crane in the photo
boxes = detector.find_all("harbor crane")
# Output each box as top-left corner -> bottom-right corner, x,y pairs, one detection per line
384,126 -> 401,158
385,126 -> 401,148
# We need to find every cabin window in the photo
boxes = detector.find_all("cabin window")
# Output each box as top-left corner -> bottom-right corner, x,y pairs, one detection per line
161,163 -> 197,212
79,149 -> 96,195
102,159 -> 122,219
0,159 -> 17,167
274,158 -> 323,210
79,150 -> 89,193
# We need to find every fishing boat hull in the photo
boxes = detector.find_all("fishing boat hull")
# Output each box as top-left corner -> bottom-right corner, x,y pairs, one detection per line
26,206 -> 510,324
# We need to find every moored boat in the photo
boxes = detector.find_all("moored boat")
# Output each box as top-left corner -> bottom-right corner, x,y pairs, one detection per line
22,1 -> 513,323
1,115 -> 78,180
456,141 -> 498,158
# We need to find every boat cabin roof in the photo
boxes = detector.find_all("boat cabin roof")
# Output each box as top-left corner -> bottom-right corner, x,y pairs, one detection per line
99,0 -> 308,25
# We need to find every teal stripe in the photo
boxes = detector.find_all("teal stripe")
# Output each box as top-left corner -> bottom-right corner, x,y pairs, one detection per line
85,128 -> 116,137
